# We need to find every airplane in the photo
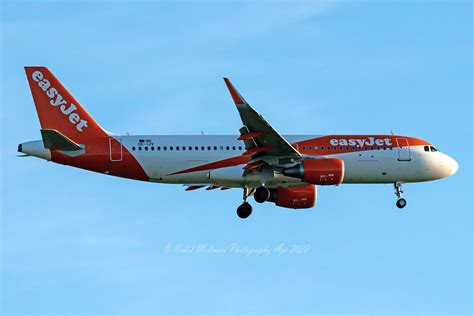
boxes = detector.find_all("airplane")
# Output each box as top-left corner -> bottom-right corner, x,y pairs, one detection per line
18,67 -> 459,219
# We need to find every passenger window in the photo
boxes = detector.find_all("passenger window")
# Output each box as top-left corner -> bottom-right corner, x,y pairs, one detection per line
138,147 -> 142,151
145,146 -> 148,151
163,146 -> 167,151
132,146 -> 136,151
151,146 -> 154,151
309,146 -> 312,150
207,146 -> 211,150
238,146 -> 242,150
339,146 -> 343,150
157,146 -> 161,151
315,146 -> 318,150
333,146 -> 337,150
189,146 -> 192,150
321,146 -> 325,150
214,146 -> 217,150
195,146 -> 198,150
220,146 -> 223,150
232,146 -> 236,150
302,146 -> 306,150
226,146 -> 230,150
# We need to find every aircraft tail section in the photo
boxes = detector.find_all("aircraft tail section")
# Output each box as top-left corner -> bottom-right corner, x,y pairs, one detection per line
40,129 -> 83,151
24,66 -> 108,143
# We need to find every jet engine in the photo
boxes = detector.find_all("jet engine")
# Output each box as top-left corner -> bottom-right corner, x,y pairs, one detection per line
254,185 -> 316,209
283,158 -> 344,185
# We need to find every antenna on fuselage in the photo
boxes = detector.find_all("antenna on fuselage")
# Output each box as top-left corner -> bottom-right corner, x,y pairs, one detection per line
201,130 -> 205,135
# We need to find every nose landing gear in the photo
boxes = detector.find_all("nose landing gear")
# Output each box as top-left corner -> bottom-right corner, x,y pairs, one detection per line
394,181 -> 407,209
396,198 -> 407,208
236,187 -> 254,219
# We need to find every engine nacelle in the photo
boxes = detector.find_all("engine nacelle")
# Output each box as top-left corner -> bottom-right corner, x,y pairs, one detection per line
254,185 -> 316,209
283,158 -> 344,185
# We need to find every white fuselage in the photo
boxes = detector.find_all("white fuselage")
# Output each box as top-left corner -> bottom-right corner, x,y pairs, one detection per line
20,134 -> 458,189
112,135 -> 458,188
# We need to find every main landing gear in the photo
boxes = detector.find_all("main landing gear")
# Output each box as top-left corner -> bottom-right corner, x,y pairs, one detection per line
394,181 -> 407,209
236,187 -> 254,219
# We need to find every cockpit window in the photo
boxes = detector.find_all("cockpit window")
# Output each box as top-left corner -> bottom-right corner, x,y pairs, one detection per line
430,146 -> 438,152
424,146 -> 429,152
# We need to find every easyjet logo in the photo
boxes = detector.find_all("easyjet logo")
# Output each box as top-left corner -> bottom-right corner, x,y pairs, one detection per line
330,137 -> 392,147
32,71 -> 88,132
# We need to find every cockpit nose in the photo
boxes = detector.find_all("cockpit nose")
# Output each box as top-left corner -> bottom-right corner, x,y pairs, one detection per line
447,156 -> 459,176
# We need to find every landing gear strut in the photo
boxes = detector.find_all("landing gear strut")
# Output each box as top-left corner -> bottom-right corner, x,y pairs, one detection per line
237,187 -> 253,219
394,181 -> 407,209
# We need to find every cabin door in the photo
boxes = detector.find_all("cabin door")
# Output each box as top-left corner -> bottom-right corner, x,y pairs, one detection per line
396,138 -> 410,161
109,137 -> 123,162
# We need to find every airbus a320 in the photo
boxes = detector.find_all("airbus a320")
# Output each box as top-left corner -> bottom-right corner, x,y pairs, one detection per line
19,67 -> 459,218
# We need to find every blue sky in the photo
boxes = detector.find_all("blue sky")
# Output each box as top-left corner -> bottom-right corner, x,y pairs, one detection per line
1,1 -> 472,315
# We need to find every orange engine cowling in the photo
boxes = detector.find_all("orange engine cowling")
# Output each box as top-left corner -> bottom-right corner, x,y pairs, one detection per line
283,158 -> 345,185
266,185 -> 316,209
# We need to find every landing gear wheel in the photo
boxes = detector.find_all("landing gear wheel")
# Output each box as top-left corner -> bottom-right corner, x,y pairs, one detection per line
254,187 -> 270,203
393,182 -> 407,209
396,198 -> 407,209
237,202 -> 252,219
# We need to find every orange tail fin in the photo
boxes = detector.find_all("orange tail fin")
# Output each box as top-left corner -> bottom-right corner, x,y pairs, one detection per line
25,67 -> 107,142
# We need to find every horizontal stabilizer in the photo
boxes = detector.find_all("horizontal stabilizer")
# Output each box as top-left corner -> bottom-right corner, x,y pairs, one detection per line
41,129 -> 82,151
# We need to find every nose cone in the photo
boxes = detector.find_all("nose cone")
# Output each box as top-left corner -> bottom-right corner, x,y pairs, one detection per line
447,156 -> 459,176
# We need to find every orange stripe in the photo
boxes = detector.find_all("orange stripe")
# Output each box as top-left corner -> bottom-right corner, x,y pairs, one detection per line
243,161 -> 266,170
238,132 -> 264,140
295,135 -> 431,156
243,146 -> 272,156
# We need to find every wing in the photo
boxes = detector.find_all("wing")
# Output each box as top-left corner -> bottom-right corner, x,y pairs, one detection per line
223,78 -> 301,160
